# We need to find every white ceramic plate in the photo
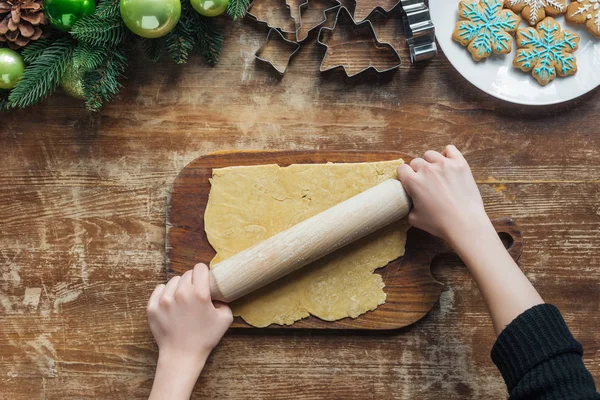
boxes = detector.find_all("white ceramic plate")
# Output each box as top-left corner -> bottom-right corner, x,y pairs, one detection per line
429,0 -> 600,105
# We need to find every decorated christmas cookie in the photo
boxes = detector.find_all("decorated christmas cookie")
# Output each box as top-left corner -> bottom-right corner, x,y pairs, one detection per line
566,0 -> 600,38
513,17 -> 580,85
505,0 -> 567,26
452,0 -> 521,61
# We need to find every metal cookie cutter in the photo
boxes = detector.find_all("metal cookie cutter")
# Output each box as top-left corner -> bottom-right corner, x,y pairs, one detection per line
248,0 -> 341,42
400,0 -> 437,62
317,6 -> 402,77
353,0 -> 402,22
246,0 -> 298,37
292,0 -> 341,42
255,28 -> 301,75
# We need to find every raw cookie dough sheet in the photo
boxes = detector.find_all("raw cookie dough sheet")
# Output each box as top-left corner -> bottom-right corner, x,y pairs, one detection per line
204,159 -> 409,328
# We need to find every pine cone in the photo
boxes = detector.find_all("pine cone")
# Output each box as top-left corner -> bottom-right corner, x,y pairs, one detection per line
0,0 -> 47,49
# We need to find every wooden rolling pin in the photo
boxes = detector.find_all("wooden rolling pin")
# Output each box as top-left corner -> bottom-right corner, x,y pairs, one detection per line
209,178 -> 412,303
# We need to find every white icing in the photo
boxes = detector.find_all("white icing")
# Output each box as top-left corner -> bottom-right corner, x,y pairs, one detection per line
572,0 -> 600,31
509,0 -> 565,23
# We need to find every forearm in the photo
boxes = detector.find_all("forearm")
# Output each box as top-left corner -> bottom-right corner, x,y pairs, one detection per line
149,354 -> 206,400
450,218 -> 544,336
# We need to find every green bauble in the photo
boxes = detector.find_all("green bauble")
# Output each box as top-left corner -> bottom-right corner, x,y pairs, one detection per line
190,0 -> 228,16
120,0 -> 181,38
44,0 -> 96,32
0,48 -> 25,90
61,62 -> 85,99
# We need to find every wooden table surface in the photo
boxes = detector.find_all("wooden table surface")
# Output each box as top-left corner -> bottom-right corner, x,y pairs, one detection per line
1,8 -> 599,399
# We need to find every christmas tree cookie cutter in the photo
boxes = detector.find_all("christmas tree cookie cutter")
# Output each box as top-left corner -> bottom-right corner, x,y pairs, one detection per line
246,0 -> 299,36
342,0 -> 438,62
317,6 -> 402,77
255,28 -> 301,75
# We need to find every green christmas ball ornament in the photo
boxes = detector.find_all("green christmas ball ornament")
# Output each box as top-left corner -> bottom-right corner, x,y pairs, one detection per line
0,48 -> 25,90
61,62 -> 85,99
44,0 -> 96,32
191,0 -> 228,17
120,0 -> 181,38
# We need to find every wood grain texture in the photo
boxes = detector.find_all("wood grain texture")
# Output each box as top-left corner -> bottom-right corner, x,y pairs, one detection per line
0,7 -> 599,399
167,150 -> 522,329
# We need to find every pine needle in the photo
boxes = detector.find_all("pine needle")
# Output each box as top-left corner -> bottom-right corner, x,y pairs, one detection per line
164,0 -> 224,64
141,38 -> 164,62
165,0 -> 198,64
95,0 -> 121,18
8,37 -> 75,109
227,0 -> 250,20
72,42 -> 108,71
166,28 -> 196,64
83,46 -> 127,112
197,17 -> 224,64
0,90 -> 9,111
70,15 -> 129,48
21,38 -> 54,63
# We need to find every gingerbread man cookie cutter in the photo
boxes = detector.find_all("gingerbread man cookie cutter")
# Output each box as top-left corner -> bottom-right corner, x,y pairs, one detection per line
247,0 -> 341,42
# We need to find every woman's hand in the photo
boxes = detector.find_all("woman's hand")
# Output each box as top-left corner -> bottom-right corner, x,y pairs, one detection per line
147,263 -> 233,400
399,145 -> 543,336
397,145 -> 490,249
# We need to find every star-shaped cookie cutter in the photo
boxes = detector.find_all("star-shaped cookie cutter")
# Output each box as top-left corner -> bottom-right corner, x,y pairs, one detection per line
255,28 -> 302,75
317,6 -> 402,77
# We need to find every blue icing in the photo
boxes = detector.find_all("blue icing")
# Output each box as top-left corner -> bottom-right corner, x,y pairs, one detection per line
458,0 -> 519,57
515,19 -> 578,80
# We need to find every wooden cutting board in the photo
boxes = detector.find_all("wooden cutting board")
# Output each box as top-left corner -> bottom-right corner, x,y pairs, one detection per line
166,151 -> 523,329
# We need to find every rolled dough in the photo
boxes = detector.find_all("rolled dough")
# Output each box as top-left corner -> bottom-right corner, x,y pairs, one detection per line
204,159 -> 409,327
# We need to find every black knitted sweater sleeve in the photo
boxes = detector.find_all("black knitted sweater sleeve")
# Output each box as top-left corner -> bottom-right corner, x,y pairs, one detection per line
491,304 -> 600,400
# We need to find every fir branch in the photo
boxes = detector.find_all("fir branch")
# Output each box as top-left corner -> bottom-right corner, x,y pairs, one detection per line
227,0 -> 250,20
21,38 -> 54,63
0,90 -> 10,111
165,26 -> 196,64
141,38 -> 164,62
197,17 -> 224,64
165,0 -> 198,64
72,42 -> 107,71
83,46 -> 127,112
8,37 -> 75,109
95,0 -> 121,18
71,15 -> 128,48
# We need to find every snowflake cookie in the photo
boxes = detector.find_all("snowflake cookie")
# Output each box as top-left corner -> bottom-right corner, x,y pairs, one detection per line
505,0 -> 567,26
566,0 -> 600,38
452,0 -> 521,61
513,17 -> 580,85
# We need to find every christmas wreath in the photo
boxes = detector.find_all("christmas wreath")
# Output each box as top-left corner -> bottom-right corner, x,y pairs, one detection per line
0,0 -> 249,111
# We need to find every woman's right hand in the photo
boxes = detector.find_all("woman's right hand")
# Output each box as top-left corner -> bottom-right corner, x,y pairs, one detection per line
397,145 -> 492,248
